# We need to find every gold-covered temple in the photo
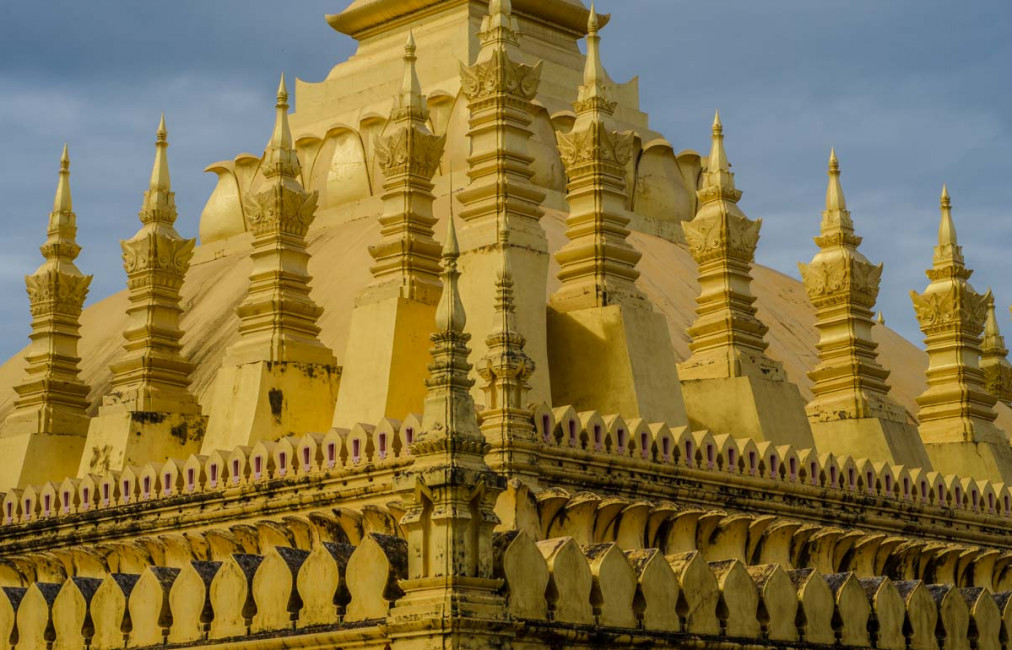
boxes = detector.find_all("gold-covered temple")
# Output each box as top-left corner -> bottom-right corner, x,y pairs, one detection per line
1,1 -> 1012,647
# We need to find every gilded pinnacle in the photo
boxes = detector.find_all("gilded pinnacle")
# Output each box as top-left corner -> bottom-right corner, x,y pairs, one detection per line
263,75 -> 300,179
825,149 -> 846,213
395,30 -> 425,121
149,114 -> 171,193
53,143 -> 72,214
938,185 -> 956,248
435,216 -> 465,334
933,184 -> 965,270
576,1 -> 610,114
984,293 -> 1001,341
588,4 -> 600,34
708,110 -> 729,173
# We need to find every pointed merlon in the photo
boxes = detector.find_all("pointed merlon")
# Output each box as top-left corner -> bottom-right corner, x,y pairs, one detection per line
53,143 -> 72,214
150,114 -> 171,192
825,148 -> 846,213
938,184 -> 957,248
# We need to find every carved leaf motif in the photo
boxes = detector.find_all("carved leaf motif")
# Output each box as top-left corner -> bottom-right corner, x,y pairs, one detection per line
460,53 -> 542,102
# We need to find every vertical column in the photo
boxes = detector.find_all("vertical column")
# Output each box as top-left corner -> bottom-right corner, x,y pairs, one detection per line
548,9 -> 687,425
388,215 -> 513,649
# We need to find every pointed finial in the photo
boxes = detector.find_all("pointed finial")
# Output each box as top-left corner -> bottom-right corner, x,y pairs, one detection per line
985,291 -> 1000,336
708,109 -> 729,173
149,114 -> 171,192
825,147 -> 847,213
263,74 -> 299,178
877,311 -> 885,325
938,184 -> 957,248
276,73 -> 289,107
588,4 -> 600,35
435,216 -> 466,334
395,30 -> 425,120
53,144 -> 72,214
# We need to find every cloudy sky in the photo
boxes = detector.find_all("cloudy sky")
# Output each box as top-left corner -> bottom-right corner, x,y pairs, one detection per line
0,1 -> 1010,362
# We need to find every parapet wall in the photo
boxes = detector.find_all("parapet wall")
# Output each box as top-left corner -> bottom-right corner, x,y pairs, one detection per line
0,531 -> 1006,649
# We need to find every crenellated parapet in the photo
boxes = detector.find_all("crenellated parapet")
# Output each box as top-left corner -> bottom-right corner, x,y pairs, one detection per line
799,151 -> 929,468
911,187 -> 1012,482
0,146 -> 93,491
0,527 -> 1010,648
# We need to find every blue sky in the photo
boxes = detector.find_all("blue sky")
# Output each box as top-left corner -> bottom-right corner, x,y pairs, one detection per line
0,1 -> 1010,361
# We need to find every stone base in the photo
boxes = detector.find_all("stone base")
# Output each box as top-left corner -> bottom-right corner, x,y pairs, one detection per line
680,375 -> 815,448
332,296 -> 435,429
78,408 -> 206,477
547,304 -> 687,425
811,417 -> 931,468
0,431 -> 86,490
925,440 -> 1012,483
201,361 -> 340,453
387,578 -> 514,650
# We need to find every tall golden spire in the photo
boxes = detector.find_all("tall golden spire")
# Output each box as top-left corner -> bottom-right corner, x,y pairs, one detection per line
682,114 -> 766,368
0,146 -> 93,489
679,116 -> 814,448
226,75 -> 332,366
799,151 -> 926,465
202,78 -> 338,452
553,9 -> 642,311
389,213 -> 510,647
105,115 -> 199,414
911,186 -> 1011,480
456,0 -> 551,405
366,34 -> 445,304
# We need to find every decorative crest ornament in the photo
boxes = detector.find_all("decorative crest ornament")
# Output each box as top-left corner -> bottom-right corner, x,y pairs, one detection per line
981,292 -> 1012,406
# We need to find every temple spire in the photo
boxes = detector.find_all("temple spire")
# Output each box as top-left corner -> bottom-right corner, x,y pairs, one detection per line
680,116 -> 814,448
478,0 -> 520,52
140,114 -> 175,224
202,80 -> 338,452
800,151 -> 926,466
394,31 -> 426,123
911,186 -> 1011,481
0,146 -> 93,489
53,144 -> 72,214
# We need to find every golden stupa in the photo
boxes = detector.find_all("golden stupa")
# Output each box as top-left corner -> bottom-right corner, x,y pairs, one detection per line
0,1 -> 1010,647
